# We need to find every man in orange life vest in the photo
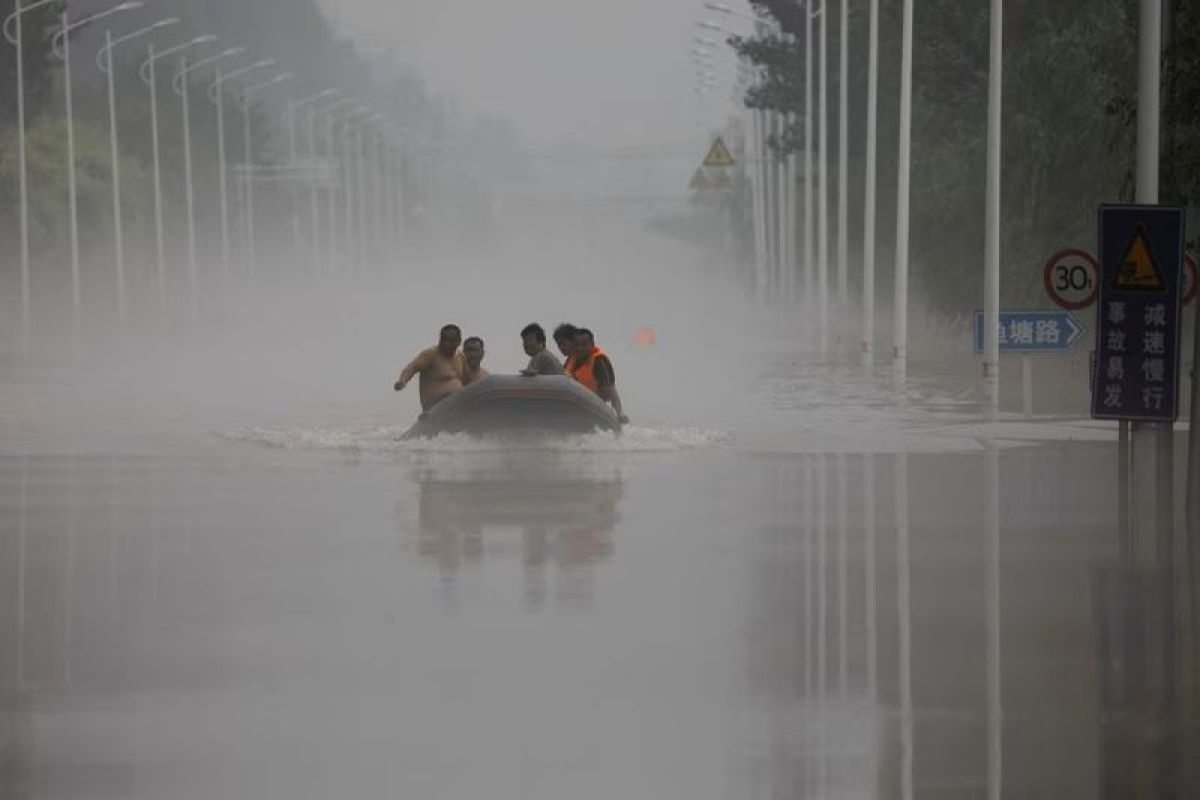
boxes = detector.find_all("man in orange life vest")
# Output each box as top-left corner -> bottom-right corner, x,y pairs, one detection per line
565,327 -> 628,424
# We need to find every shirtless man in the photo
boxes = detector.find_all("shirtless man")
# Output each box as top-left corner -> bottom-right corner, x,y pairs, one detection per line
394,324 -> 465,411
461,337 -> 490,385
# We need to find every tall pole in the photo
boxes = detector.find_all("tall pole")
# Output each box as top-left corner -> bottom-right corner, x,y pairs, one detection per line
1133,0 -> 1171,563
983,0 -> 1003,414
215,66 -> 231,278
804,5 -> 814,308
243,96 -> 256,280
326,115 -> 339,276
180,57 -> 198,318
750,109 -> 768,300
894,0 -> 915,388
308,107 -> 321,279
104,30 -> 127,323
287,92 -> 301,272
342,120 -> 354,275
818,0 -> 829,362
357,126 -> 368,277
62,10 -> 81,334
13,6 -> 30,348
148,44 -> 167,310
862,0 -> 879,367
837,0 -> 849,310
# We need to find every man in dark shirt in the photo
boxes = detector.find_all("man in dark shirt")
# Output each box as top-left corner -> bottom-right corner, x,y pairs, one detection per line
519,323 -> 563,376
553,323 -> 578,366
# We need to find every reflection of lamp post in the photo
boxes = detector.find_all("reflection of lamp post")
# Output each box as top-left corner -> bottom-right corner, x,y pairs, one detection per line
240,72 -> 293,279
50,2 -> 144,336
208,59 -> 275,278
140,35 -> 218,310
171,47 -> 245,318
96,16 -> 181,322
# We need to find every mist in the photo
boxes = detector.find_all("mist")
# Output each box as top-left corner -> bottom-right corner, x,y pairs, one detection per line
4,0 -> 1200,797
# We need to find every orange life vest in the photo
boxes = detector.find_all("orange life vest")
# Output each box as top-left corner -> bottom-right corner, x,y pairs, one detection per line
567,346 -> 606,393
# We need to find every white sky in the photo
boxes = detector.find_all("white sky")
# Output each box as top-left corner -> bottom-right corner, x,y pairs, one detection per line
319,0 -> 749,151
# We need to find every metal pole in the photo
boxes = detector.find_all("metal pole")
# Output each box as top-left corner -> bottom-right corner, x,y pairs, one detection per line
983,0 -> 1003,415
326,115 -> 339,276
750,110 -> 767,300
894,0 -> 915,388
804,6 -> 814,308
105,30 -> 127,323
308,107 -> 321,280
287,94 -> 301,273
244,98 -> 256,280
837,0 -> 849,309
786,117 -> 798,304
357,126 -> 368,276
63,10 -> 82,334
862,0 -> 879,367
215,68 -> 230,278
818,0 -> 829,362
343,122 -> 354,275
984,444 -> 1002,800
180,57 -> 198,319
148,44 -> 167,310
1133,0 -> 1171,562
14,7 -> 30,348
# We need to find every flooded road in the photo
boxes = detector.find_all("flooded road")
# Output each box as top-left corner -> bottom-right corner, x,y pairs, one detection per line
3,415 -> 1194,798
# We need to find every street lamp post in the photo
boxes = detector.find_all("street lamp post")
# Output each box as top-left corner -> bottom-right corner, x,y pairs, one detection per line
239,72 -> 293,281
894,0 -> 915,388
310,97 -> 357,278
49,2 -> 144,336
287,88 -> 339,276
4,0 -> 65,349
139,35 -> 218,311
169,47 -> 244,318
208,59 -> 275,279
96,16 -> 181,323
862,0 -> 879,368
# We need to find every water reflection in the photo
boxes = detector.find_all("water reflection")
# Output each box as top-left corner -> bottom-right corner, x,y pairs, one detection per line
407,456 -> 622,611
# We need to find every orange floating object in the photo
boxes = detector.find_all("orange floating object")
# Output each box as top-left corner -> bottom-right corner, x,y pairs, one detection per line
633,325 -> 657,346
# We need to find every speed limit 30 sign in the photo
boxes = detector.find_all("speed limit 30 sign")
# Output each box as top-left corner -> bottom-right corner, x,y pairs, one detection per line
1044,249 -> 1099,309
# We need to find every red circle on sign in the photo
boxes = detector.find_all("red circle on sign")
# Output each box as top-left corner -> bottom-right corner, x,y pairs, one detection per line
1185,252 -> 1198,306
1043,248 -> 1099,310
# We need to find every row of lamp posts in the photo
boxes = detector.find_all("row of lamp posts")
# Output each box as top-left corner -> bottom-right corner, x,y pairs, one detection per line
4,0 -> 411,350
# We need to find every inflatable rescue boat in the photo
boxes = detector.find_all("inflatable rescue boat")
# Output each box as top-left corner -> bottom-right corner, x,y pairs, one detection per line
401,375 -> 621,439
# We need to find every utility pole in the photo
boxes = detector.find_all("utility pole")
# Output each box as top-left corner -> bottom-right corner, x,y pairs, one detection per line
862,0 -> 879,368
983,0 -> 1003,415
894,0 -> 914,388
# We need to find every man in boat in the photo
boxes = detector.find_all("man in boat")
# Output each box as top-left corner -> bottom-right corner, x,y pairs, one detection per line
567,327 -> 629,424
520,323 -> 563,376
552,323 -> 578,367
393,324 -> 465,411
461,336 -> 490,385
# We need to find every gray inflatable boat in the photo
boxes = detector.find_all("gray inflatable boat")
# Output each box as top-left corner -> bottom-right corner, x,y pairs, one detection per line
401,375 -> 621,439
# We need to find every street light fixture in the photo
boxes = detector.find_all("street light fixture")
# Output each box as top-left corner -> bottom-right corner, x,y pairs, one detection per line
139,34 -> 218,309
169,46 -> 245,316
48,1 -> 144,335
208,58 -> 276,275
96,16 -> 181,322
240,72 -> 293,279
4,0 -> 88,347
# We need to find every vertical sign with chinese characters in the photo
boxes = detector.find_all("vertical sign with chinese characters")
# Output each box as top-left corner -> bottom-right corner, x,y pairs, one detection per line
1091,205 -> 1186,422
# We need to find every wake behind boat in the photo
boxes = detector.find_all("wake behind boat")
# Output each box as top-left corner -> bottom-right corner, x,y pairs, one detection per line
400,375 -> 622,439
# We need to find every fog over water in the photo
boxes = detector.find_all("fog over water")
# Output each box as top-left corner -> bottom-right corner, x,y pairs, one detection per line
3,0 -> 1198,798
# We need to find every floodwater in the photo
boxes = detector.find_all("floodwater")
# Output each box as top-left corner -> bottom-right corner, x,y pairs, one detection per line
2,219 -> 1198,798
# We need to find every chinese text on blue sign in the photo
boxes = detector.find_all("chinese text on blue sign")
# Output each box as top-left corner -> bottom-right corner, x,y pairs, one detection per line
1090,205 -> 1185,422
973,310 -> 1084,353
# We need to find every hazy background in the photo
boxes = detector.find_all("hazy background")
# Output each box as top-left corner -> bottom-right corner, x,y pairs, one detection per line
320,0 -> 712,152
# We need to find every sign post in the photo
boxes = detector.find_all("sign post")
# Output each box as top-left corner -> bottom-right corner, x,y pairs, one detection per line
974,309 -> 1085,418
1091,205 -> 1185,564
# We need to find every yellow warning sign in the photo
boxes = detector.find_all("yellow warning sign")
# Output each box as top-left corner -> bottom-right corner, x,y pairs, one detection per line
1113,225 -> 1167,291
702,137 -> 735,168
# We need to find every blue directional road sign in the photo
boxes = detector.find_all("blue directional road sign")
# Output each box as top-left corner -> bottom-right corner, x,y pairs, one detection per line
1091,205 -> 1185,422
973,310 -> 1085,353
